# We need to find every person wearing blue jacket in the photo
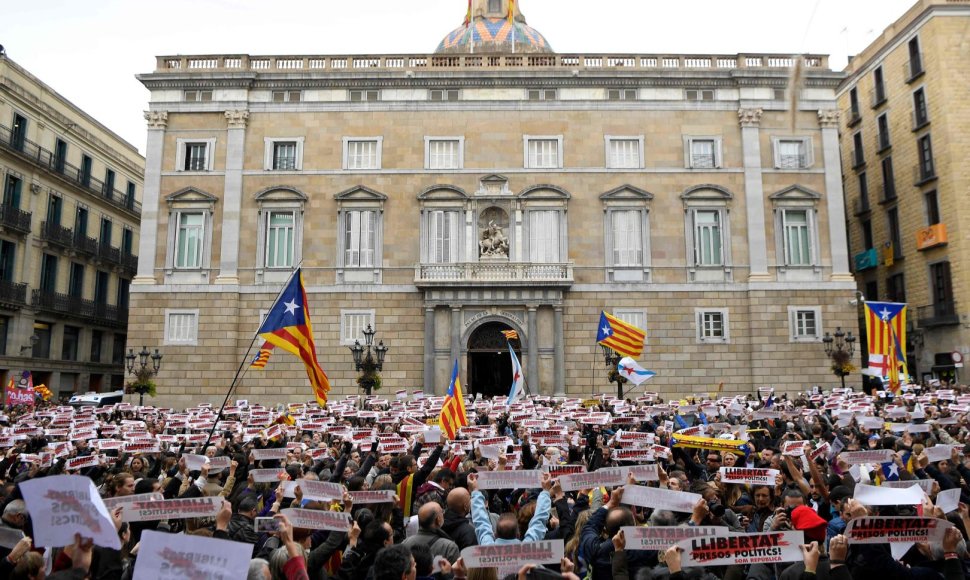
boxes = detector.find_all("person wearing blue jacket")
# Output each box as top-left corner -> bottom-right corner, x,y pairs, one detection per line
467,471 -> 552,545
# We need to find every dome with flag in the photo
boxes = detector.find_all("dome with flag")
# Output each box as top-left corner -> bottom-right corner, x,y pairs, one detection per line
436,16 -> 553,54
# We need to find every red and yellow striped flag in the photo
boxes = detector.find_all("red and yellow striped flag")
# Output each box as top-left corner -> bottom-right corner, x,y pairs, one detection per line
439,360 -> 468,439
501,329 -> 519,340
249,342 -> 273,370
596,311 -> 646,358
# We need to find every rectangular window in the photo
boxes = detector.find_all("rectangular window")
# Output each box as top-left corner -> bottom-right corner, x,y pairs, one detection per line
529,210 -> 561,263
887,273 -> 906,303
913,88 -> 929,127
174,212 -> 205,269
47,194 -> 62,226
918,134 -> 935,180
696,309 -> 728,342
862,219 -> 874,250
0,241 -> 15,282
184,90 -> 213,102
183,143 -> 208,171
925,190 -> 940,225
881,157 -> 896,201
849,88 -> 860,120
117,278 -> 130,311
526,138 -> 560,169
607,138 -> 641,169
428,139 -> 461,170
527,89 -> 557,101
873,67 -> 886,105
877,114 -> 891,151
611,210 -> 642,267
165,310 -> 199,345
346,139 -> 380,170
693,210 -> 722,266
930,261 -> 954,311
858,172 -> 870,211
61,326 -> 80,361
690,139 -> 716,169
607,88 -> 637,101
54,138 -> 67,173
75,207 -> 88,238
33,322 -> 51,359
265,210 -> 295,269
10,113 -> 27,151
40,254 -> 57,292
80,155 -> 92,187
122,228 -> 133,255
888,208 -> 902,259
0,317 -> 7,357
3,175 -> 21,209
777,140 -> 807,169
349,90 -> 380,102
104,169 -> 115,196
125,182 -> 136,208
112,334 -> 125,365
852,133 -> 865,167
428,210 -> 460,264
782,209 -> 812,266
908,37 -> 923,78
90,329 -> 103,363
341,309 -> 375,344
68,263 -> 84,298
613,309 -> 646,338
94,270 -> 109,305
685,89 -> 715,101
488,0 -> 501,13
100,217 -> 112,247
430,89 -> 460,102
789,307 -> 820,340
272,90 -> 302,102
865,280 -> 879,303
344,210 -> 376,268
272,141 -> 298,170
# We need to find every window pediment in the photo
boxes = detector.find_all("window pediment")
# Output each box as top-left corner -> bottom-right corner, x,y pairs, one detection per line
681,184 -> 733,205
599,185 -> 654,202
417,184 -> 468,201
165,187 -> 217,208
254,185 -> 308,202
768,184 -> 822,205
475,174 -> 512,196
518,184 -> 571,200
334,185 -> 387,210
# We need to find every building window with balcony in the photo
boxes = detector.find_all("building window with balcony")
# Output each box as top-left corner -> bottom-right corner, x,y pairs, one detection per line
341,309 -> 376,345
254,186 -> 306,282
90,329 -> 102,363
907,37 -> 923,80
917,134 -> 935,182
773,138 -> 812,169
684,137 -> 722,169
80,155 -> 92,187
343,138 -> 382,170
425,137 -> 464,170
683,186 -> 732,282
913,88 -> 929,128
117,278 -> 129,311
888,208 -> 903,260
427,210 -> 460,263
852,132 -> 865,168
926,261 -> 956,326
33,322 -> 51,359
335,186 -> 385,284
848,88 -> 861,123
527,88 -> 557,101
0,317 -> 7,356
3,175 -> 21,209
61,326 -> 79,361
104,169 -> 115,197
125,182 -> 136,209
54,139 -> 67,173
788,306 -> 821,341
881,157 -> 896,201
858,172 -> 870,212
0,241 -> 15,283
861,219 -> 874,251
100,217 -> 112,248
165,187 -> 216,279
175,138 -> 215,172
94,270 -> 109,305
164,309 -> 199,345
46,194 -> 62,227
605,136 -> 643,169
75,206 -> 88,239
887,273 -> 906,303
696,308 -> 729,343
872,66 -> 886,106
608,88 -> 637,101
524,136 -> 563,169
264,137 -> 303,171
770,186 -> 821,277
925,190 -> 940,225
877,114 -> 891,151
10,113 -> 28,151
68,263 -> 84,298
349,89 -> 380,102
39,254 -> 57,293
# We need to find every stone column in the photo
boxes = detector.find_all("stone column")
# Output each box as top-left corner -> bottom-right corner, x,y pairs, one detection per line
134,111 -> 167,284
819,110 -> 852,280
739,108 -> 770,281
553,306 -> 565,396
450,306 -> 461,369
215,110 -> 249,285
424,306 -> 435,394
527,305 -> 539,394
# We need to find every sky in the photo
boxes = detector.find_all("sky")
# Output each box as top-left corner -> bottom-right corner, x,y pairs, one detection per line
0,0 -> 917,155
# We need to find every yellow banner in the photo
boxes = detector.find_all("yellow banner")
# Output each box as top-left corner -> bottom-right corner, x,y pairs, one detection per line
582,399 -> 600,408
671,434 -> 751,457
425,418 -> 439,426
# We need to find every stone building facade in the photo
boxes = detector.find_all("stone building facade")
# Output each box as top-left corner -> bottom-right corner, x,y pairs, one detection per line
133,1 -> 857,406
837,0 -> 970,382
0,51 -> 143,396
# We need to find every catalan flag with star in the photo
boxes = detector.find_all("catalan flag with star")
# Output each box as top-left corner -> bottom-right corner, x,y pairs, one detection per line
596,311 -> 646,358
249,342 -> 274,369
501,329 -> 519,341
257,268 -> 331,405
439,360 -> 468,439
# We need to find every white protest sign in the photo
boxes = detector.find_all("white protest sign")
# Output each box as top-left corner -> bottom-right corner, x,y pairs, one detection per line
249,468 -> 285,483
558,468 -> 627,492
424,427 -> 442,444
620,485 -> 701,513
133,530 -> 252,580
678,531 -> 805,567
0,526 -> 24,549
251,448 -> 287,461
719,468 -> 779,486
280,508 -> 352,531
66,454 -> 101,471
474,470 -> 543,490
122,496 -> 223,522
460,540 -> 563,572
936,488 -> 960,514
348,490 -> 396,504
844,517 -> 954,545
903,423 -> 931,433
880,479 -> 934,494
479,445 -> 501,460
621,526 -> 728,551
840,449 -> 894,465
924,445 -> 956,463
625,464 -> 660,482
781,441 -> 806,457
852,483 -> 924,506
103,492 -> 164,511
20,475 -> 121,549
296,479 -> 345,501
184,454 -> 231,473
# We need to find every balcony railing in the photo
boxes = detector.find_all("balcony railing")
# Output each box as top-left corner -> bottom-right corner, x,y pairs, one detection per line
845,105 -> 861,126
415,262 -> 574,287
0,124 -> 141,216
40,221 -> 75,248
904,55 -> 924,82
778,154 -> 807,170
98,243 -> 121,266
0,204 -> 32,235
75,234 -> 99,257
121,252 -> 138,274
854,196 -> 871,216
0,279 -> 28,309
914,163 -> 936,185
918,300 -> 959,328
690,154 -> 715,169
877,131 -> 891,152
31,289 -> 128,328
869,87 -> 887,108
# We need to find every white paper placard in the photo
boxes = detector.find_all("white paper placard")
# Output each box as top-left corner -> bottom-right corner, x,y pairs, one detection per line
678,531 -> 805,567
844,516 -> 953,545
924,445 -> 956,463
296,479 -> 345,501
852,483 -> 924,506
133,530 -> 252,580
460,540 -> 563,571
840,449 -> 894,465
621,526 -> 727,551
280,508 -> 352,531
880,479 -> 934,494
348,490 -> 396,504
251,448 -> 287,461
620,485 -> 702,513
719,468 -> 779,486
121,496 -> 223,522
936,488 -> 960,514
0,526 -> 24,549
558,468 -> 628,492
249,468 -> 285,483
20,475 -> 121,549
474,470 -> 543,490
103,492 -> 164,511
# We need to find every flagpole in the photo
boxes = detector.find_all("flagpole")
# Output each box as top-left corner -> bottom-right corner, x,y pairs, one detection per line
202,263 -> 304,452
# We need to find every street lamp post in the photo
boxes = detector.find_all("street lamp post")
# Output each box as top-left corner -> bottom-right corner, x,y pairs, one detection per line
125,346 -> 162,406
822,327 -> 856,390
349,324 -> 388,397
601,344 -> 627,400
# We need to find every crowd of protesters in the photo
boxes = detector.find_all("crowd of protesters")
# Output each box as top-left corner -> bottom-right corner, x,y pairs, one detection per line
0,381 -> 968,580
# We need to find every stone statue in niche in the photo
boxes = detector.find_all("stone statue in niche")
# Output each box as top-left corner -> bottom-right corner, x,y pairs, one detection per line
479,220 -> 509,258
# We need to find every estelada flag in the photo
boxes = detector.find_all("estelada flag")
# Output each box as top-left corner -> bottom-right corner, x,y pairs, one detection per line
439,360 -> 468,439
864,301 -> 907,390
257,269 -> 331,405
596,311 -> 645,358
249,342 -> 273,370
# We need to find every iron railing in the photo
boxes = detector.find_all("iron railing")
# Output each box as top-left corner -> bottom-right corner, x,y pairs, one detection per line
0,279 -> 28,309
31,289 -> 128,328
0,204 -> 32,234
917,301 -> 959,328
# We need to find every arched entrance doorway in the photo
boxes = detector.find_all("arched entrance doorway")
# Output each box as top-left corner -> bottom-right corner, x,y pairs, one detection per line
466,321 -> 522,399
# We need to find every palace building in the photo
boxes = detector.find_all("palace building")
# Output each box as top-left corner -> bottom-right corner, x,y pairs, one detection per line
837,0 -> 970,383
0,50 -> 143,397
132,0 -> 857,406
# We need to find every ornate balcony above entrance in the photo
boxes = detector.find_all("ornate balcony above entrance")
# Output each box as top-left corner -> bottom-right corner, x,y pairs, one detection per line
414,262 -> 573,287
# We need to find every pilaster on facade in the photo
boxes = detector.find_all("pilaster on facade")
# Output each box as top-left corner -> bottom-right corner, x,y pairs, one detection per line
817,109 -> 852,281
738,108 -> 770,282
215,109 -> 250,285
135,110 -> 168,285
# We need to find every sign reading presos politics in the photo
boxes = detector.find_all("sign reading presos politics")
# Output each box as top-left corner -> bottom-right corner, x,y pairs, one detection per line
460,540 -> 563,572
719,467 -> 779,486
844,517 -> 954,545
121,496 -> 223,522
280,508 -> 352,531
621,526 -> 728,551
133,530 -> 252,580
839,449 -> 895,465
620,485 -> 701,513
251,448 -> 287,461
558,468 -> 627,492
677,531 -> 805,567
103,492 -> 164,511
348,490 -> 396,504
19,475 -> 121,549
474,470 -> 543,490
296,479 -> 344,501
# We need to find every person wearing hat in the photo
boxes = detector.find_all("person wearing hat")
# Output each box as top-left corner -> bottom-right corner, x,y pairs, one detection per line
778,506 -> 831,579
